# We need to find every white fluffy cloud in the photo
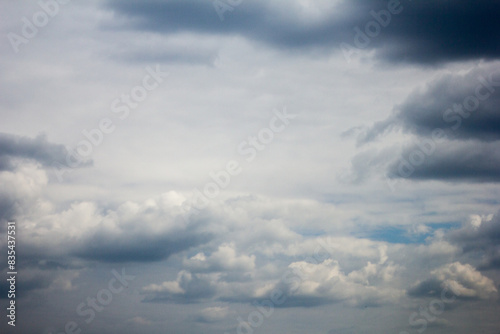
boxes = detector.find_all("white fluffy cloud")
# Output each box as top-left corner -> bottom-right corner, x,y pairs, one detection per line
183,243 -> 256,273
0,163 -> 51,223
409,262 -> 497,300
269,259 -> 404,307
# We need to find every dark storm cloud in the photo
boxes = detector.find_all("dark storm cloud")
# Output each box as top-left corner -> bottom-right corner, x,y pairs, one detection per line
354,63 -> 500,183
387,141 -> 500,182
103,0 -> 341,51
104,0 -> 500,64
447,212 -> 500,270
0,275 -> 52,299
0,196 -> 16,223
360,64 -> 500,144
73,231 -> 212,263
367,0 -> 500,64
407,278 -> 443,298
0,132 -> 91,171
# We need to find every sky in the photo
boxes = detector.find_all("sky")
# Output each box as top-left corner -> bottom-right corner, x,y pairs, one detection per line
0,0 -> 500,333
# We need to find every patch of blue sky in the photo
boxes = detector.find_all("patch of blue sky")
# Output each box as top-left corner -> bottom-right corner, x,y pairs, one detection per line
359,222 -> 458,244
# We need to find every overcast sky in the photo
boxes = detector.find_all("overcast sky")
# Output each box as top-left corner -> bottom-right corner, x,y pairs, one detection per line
1,1 -> 500,333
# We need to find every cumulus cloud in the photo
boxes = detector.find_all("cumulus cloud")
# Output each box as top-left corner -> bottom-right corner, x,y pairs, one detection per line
2,181 -> 212,263
183,243 -> 256,274
268,259 -> 404,308
143,253 -> 404,308
0,163 -> 50,224
51,197 -> 210,262
141,244 -> 259,303
408,262 -> 497,300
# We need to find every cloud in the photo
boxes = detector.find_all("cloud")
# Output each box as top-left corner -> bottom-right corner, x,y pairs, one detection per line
141,244 -> 258,303
60,198 -> 212,262
3,184 -> 212,263
104,0 -> 500,64
103,0 -> 342,51
126,316 -> 153,327
103,32 -> 220,65
387,140 -> 500,182
183,243 -> 256,274
364,0 -> 500,64
267,259 -> 404,308
0,275 -> 50,299
142,270 -> 218,303
408,262 -> 497,300
360,63 -> 500,144
2,0 -> 500,332
447,212 -> 500,270
0,266 -> 80,299
0,163 -> 49,224
138,232 -> 406,308
353,63 -> 500,183
194,306 -> 230,323
0,132 -> 91,171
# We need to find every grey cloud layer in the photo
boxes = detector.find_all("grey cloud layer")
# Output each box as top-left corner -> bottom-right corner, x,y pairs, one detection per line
352,63 -> 500,183
104,0 -> 500,64
387,141 -> 500,182
361,64 -> 500,143
0,132 -> 88,171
